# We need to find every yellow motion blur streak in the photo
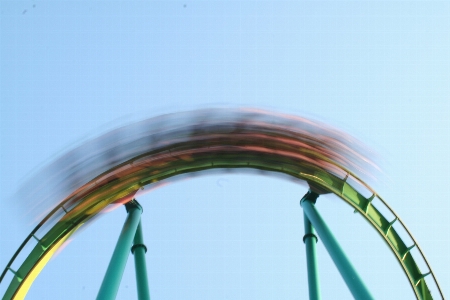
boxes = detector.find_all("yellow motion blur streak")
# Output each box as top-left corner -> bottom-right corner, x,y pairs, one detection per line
13,225 -> 82,300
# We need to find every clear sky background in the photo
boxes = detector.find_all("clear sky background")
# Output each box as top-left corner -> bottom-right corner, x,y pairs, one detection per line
1,1 -> 449,299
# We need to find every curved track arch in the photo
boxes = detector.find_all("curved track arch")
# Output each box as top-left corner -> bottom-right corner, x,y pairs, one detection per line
0,109 -> 444,299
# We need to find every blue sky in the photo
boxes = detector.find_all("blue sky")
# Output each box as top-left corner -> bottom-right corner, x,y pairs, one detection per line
1,1 -> 449,299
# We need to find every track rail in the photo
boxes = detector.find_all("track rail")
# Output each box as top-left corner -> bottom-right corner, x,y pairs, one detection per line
1,110 -> 443,299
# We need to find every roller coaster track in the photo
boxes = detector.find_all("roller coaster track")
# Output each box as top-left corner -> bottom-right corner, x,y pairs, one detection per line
0,109 -> 444,299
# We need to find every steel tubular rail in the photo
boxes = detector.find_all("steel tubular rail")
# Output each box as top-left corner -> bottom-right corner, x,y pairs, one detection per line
1,157 -> 442,299
1,112 -> 444,299
0,202 -> 71,282
343,175 -> 444,298
374,195 -> 444,298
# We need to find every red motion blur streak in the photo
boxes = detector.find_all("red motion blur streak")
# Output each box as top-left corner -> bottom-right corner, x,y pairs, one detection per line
16,108 -> 378,228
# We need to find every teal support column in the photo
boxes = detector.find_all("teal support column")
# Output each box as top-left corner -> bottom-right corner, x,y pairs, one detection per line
132,221 -> 151,300
300,191 -> 374,300
97,200 -> 143,300
303,211 -> 321,300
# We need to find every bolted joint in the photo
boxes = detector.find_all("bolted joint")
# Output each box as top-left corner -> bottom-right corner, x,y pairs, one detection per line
300,190 -> 320,206
303,233 -> 318,244
131,243 -> 147,254
125,199 -> 143,213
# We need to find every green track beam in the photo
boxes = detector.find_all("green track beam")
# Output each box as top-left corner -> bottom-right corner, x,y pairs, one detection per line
132,221 -> 151,300
303,210 -> 321,300
300,191 -> 374,300
97,200 -> 143,300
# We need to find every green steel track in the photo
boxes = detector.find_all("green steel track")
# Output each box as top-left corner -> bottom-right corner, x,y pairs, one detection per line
0,112 -> 444,299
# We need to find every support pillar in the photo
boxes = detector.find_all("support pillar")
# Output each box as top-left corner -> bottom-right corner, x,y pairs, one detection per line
300,191 -> 374,300
97,200 -> 143,300
132,221 -> 151,300
303,210 -> 321,300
